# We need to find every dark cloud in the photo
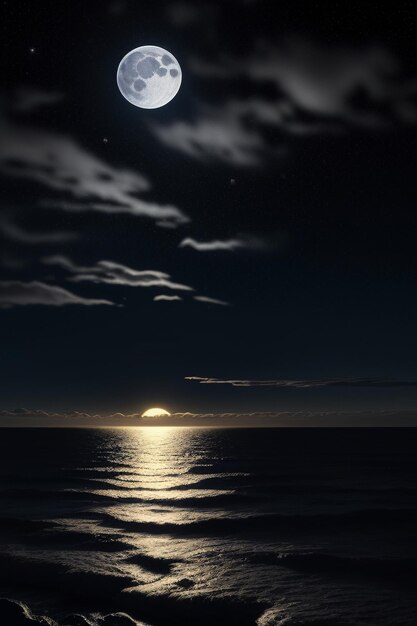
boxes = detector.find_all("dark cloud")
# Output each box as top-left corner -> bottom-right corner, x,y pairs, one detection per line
165,2 -> 216,28
152,38 -> 417,166
107,1 -> 127,17
242,40 -> 416,125
151,100 -> 271,166
0,280 -> 115,308
0,217 -> 77,245
0,108 -> 188,226
191,40 -> 416,122
13,87 -> 65,113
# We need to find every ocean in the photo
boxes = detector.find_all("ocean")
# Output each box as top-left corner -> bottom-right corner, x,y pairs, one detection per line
0,427 -> 416,626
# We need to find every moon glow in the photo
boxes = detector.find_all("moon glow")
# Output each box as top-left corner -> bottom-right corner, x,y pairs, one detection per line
117,45 -> 182,109
142,408 -> 171,418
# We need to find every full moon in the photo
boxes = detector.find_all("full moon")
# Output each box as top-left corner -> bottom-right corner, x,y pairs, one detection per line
117,45 -> 182,109
141,407 -> 171,418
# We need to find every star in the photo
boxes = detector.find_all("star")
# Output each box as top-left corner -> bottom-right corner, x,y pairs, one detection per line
29,47 -> 36,54
103,137 -> 108,144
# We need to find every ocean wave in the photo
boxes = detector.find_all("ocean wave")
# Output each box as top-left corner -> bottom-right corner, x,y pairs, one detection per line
121,587 -> 268,626
0,517 -> 55,533
123,552 -> 179,574
268,618 -> 357,626
184,464 -> 257,475
246,551 -> 417,582
0,598 -> 57,626
0,487 -> 257,509
0,516 -> 132,553
0,554 -> 135,598
0,569 -> 267,626
0,599 -> 143,626
0,488 -> 109,502
0,592 -> 267,626
7,478 -> 414,501
94,507 -> 417,536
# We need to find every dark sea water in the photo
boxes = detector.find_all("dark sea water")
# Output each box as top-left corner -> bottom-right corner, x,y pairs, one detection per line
0,427 -> 417,626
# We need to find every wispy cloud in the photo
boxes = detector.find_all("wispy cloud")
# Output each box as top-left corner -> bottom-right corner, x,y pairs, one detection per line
0,217 -> 77,245
0,110 -> 188,226
41,256 -> 232,306
179,237 -> 244,251
165,2 -> 216,28
151,101 -> 269,166
185,376 -> 417,388
193,296 -> 230,306
43,255 -> 194,292
153,294 -> 183,302
0,281 -> 115,308
192,39 -> 417,125
179,235 -> 269,252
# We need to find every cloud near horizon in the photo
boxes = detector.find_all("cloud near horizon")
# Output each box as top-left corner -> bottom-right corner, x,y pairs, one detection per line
1,407 -> 416,427
193,295 -> 230,306
185,376 -> 417,388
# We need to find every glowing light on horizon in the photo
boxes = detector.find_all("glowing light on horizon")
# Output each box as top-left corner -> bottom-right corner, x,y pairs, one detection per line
141,407 -> 171,418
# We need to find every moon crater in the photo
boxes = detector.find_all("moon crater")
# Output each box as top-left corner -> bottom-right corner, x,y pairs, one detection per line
134,79 -> 146,92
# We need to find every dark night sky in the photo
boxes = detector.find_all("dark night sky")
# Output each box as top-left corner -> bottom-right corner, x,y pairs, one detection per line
1,1 -> 417,426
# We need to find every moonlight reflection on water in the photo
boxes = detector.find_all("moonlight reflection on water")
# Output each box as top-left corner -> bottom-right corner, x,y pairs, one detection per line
0,428 -> 416,625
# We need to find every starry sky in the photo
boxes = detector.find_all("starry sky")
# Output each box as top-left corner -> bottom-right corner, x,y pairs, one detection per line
1,1 -> 417,426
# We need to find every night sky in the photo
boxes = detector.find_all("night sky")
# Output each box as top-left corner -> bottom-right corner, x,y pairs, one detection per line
1,1 -> 417,426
